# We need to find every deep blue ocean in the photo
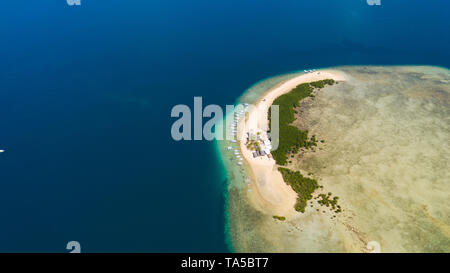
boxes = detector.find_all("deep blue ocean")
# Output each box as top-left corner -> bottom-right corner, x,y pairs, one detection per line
0,0 -> 449,252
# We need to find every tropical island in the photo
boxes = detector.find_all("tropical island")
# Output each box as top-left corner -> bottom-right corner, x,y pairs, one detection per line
219,66 -> 450,253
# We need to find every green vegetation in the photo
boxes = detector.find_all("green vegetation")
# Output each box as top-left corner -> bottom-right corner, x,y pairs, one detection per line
272,215 -> 286,221
310,79 -> 335,88
267,79 -> 336,213
317,193 -> 341,213
278,167 -> 319,213
269,80 -> 334,165
246,139 -> 260,151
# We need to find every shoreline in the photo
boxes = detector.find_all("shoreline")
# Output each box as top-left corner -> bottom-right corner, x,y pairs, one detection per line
237,69 -> 347,217
214,72 -> 305,251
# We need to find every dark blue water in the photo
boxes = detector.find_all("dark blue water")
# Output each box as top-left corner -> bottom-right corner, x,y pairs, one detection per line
0,0 -> 448,252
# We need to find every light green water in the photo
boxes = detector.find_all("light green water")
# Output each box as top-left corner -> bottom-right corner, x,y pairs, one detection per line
214,71 -> 304,251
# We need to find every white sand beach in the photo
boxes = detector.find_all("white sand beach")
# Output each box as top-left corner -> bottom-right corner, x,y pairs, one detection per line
238,70 -> 347,216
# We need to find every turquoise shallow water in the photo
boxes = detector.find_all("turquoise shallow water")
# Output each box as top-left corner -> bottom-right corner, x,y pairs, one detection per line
214,71 -> 305,250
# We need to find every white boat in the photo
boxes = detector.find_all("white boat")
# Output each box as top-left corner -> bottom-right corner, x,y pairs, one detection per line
227,146 -> 232,150
0,150 -> 4,153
